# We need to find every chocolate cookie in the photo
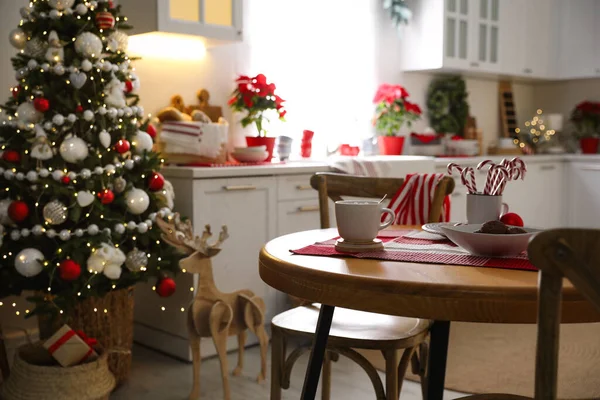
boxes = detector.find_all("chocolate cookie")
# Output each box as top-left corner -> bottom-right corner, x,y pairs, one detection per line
477,220 -> 509,234
507,227 -> 527,234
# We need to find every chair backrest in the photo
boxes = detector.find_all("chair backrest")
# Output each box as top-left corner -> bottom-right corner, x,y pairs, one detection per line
528,229 -> 600,400
310,172 -> 455,229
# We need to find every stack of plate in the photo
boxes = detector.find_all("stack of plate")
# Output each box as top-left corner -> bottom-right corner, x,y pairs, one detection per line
231,146 -> 269,163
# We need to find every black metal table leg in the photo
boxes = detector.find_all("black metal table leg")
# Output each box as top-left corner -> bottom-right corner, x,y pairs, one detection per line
426,320 -> 451,400
300,305 -> 335,400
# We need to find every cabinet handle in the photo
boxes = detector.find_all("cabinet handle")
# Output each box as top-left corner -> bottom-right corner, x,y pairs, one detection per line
539,165 -> 556,171
470,62 -> 479,67
223,185 -> 257,191
297,205 -> 320,212
523,68 -> 532,74
596,68 -> 600,74
295,184 -> 312,190
581,166 -> 600,171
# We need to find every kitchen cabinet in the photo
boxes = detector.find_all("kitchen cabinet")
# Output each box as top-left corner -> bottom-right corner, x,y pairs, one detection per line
557,0 -> 596,79
568,162 -> 600,228
121,0 -> 243,44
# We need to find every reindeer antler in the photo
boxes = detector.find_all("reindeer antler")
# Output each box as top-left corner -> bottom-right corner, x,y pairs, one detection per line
156,213 -> 228,258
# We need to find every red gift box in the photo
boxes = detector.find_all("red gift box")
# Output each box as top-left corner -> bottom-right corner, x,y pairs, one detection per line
43,324 -> 98,367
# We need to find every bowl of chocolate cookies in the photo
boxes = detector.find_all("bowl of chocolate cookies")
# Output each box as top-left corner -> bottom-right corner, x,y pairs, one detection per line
440,220 -> 541,257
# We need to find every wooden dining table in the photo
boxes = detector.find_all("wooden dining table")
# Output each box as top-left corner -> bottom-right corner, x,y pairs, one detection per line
258,227 -> 600,400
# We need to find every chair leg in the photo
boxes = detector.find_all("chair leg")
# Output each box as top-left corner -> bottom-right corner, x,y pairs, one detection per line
270,327 -> 284,400
384,349 -> 399,400
397,347 -> 417,398
322,351 -> 332,400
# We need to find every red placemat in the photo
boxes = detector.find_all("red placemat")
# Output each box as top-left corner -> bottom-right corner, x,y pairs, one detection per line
181,161 -> 285,167
291,230 -> 537,272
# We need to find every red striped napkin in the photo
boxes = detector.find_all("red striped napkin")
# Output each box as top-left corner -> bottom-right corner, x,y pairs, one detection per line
388,173 -> 451,225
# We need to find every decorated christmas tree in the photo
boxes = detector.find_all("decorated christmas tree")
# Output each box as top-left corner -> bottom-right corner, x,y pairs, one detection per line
0,0 -> 182,318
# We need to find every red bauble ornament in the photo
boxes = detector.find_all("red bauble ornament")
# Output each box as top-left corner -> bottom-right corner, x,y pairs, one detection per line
2,150 -> 21,163
108,0 -> 114,8
75,105 -> 84,113
500,212 -> 524,227
59,260 -> 81,281
114,139 -> 130,154
124,80 -> 133,93
146,124 -> 157,139
33,97 -> 50,113
61,176 -> 71,184
98,189 -> 115,205
95,11 -> 116,29
11,86 -> 20,99
8,201 -> 29,223
148,172 -> 165,191
156,277 -> 176,298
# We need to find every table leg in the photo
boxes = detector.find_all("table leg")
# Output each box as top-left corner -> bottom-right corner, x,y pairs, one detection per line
300,305 -> 335,400
426,320 -> 451,400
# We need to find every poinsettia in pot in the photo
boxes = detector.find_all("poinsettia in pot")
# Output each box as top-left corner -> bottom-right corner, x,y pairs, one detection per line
570,101 -> 600,154
372,83 -> 422,155
228,73 -> 286,160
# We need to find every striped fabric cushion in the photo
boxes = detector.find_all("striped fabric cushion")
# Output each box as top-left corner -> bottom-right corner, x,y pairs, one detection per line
388,173 -> 451,225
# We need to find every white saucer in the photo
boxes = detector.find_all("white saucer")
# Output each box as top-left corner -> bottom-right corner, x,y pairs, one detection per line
421,222 -> 462,237
335,238 -> 384,253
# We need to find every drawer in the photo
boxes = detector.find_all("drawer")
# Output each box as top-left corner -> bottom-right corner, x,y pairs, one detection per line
277,174 -> 317,201
277,200 -> 321,236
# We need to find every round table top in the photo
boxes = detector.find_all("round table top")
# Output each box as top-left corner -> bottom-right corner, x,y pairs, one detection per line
259,227 -> 600,324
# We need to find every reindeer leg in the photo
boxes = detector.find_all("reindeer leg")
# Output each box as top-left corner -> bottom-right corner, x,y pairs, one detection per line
241,295 -> 268,384
210,301 -> 233,400
232,331 -> 246,376
187,308 -> 202,400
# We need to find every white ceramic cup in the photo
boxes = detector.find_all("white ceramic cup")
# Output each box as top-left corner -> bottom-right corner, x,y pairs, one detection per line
466,194 -> 509,224
335,200 -> 395,243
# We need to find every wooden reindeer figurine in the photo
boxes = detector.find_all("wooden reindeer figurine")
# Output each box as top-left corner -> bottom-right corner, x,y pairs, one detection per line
156,214 -> 268,400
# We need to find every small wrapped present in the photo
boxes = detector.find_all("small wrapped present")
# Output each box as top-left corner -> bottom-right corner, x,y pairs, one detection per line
43,324 -> 98,367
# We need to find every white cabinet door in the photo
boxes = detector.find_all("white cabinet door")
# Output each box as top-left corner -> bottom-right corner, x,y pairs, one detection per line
277,200 -> 321,236
595,1 -> 600,76
444,0 -> 472,69
568,163 -> 600,228
558,0 -> 596,79
469,0 -> 501,72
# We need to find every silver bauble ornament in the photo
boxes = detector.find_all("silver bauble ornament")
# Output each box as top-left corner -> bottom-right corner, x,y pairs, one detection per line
9,29 -> 27,49
0,199 -> 13,224
43,200 -> 68,225
125,188 -> 150,215
25,38 -> 47,58
125,248 -> 148,272
108,31 -> 128,52
49,0 -> 75,10
132,131 -> 153,154
81,59 -> 93,72
59,136 -> 88,163
113,177 -> 127,193
15,248 -> 44,277
75,3 -> 88,15
74,32 -> 103,58
16,102 -> 43,123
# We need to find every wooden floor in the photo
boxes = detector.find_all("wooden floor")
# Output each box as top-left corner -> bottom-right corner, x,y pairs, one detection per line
113,344 -> 467,399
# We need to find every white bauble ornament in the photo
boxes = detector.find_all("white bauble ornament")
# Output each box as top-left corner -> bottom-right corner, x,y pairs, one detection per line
107,108 -> 118,119
132,131 -> 153,154
59,230 -> 70,241
108,31 -> 128,52
15,249 -> 44,277
74,32 -> 103,58
67,113 -> 76,123
101,61 -> 113,72
87,243 -> 125,279
74,229 -> 84,237
59,136 -> 88,163
81,59 -> 93,72
32,225 -> 44,236
49,9 -> 61,19
16,103 -> 43,123
40,63 -> 50,72
52,114 -> 65,126
43,200 -> 68,225
27,59 -> 38,69
39,169 -> 49,178
94,167 -> 103,175
49,0 -> 75,10
83,110 -> 94,121
75,3 -> 88,15
53,64 -> 65,75
88,224 -> 99,235
90,1 -> 98,8
46,229 -> 56,238
15,67 -> 28,80
69,71 -> 87,89
137,222 -> 148,233
117,109 -> 124,117
125,248 -> 148,272
125,188 -> 150,215
126,221 -> 136,230
124,159 -> 134,170
21,229 -> 30,237
80,168 -> 91,179
31,138 -> 54,160
9,29 -> 27,49
114,224 -> 125,234
103,78 -> 126,108
113,177 -> 126,193
26,171 -> 38,182
0,199 -> 13,224
25,38 -> 47,58
16,172 -> 24,181
10,230 -> 20,240
76,191 -> 94,207
99,130 -> 111,148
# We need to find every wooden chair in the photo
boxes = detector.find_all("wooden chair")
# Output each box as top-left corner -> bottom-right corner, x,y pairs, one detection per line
455,229 -> 600,400
270,172 -> 455,400
0,324 -> 10,383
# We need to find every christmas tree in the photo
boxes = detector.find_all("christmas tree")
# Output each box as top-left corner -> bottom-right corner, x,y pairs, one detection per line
0,0 -> 182,317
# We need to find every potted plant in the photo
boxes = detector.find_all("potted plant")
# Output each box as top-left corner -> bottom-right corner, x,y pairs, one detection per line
228,73 -> 286,160
570,101 -> 600,154
372,84 -> 422,155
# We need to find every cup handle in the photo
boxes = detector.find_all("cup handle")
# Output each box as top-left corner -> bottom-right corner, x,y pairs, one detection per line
379,208 -> 395,230
500,203 -> 509,217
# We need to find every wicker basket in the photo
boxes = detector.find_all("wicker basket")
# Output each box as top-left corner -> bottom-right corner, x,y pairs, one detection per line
37,288 -> 134,385
0,342 -> 115,400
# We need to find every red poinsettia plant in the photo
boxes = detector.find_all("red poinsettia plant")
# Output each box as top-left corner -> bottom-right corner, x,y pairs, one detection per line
570,101 -> 600,138
372,83 -> 422,136
228,73 -> 286,137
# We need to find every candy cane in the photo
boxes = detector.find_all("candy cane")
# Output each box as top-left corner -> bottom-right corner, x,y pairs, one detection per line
461,167 -> 477,194
510,157 -> 527,180
490,165 -> 510,195
476,159 -> 495,171
447,162 -> 463,176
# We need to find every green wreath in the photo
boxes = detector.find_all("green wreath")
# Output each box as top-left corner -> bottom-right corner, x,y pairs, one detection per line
426,75 -> 470,136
